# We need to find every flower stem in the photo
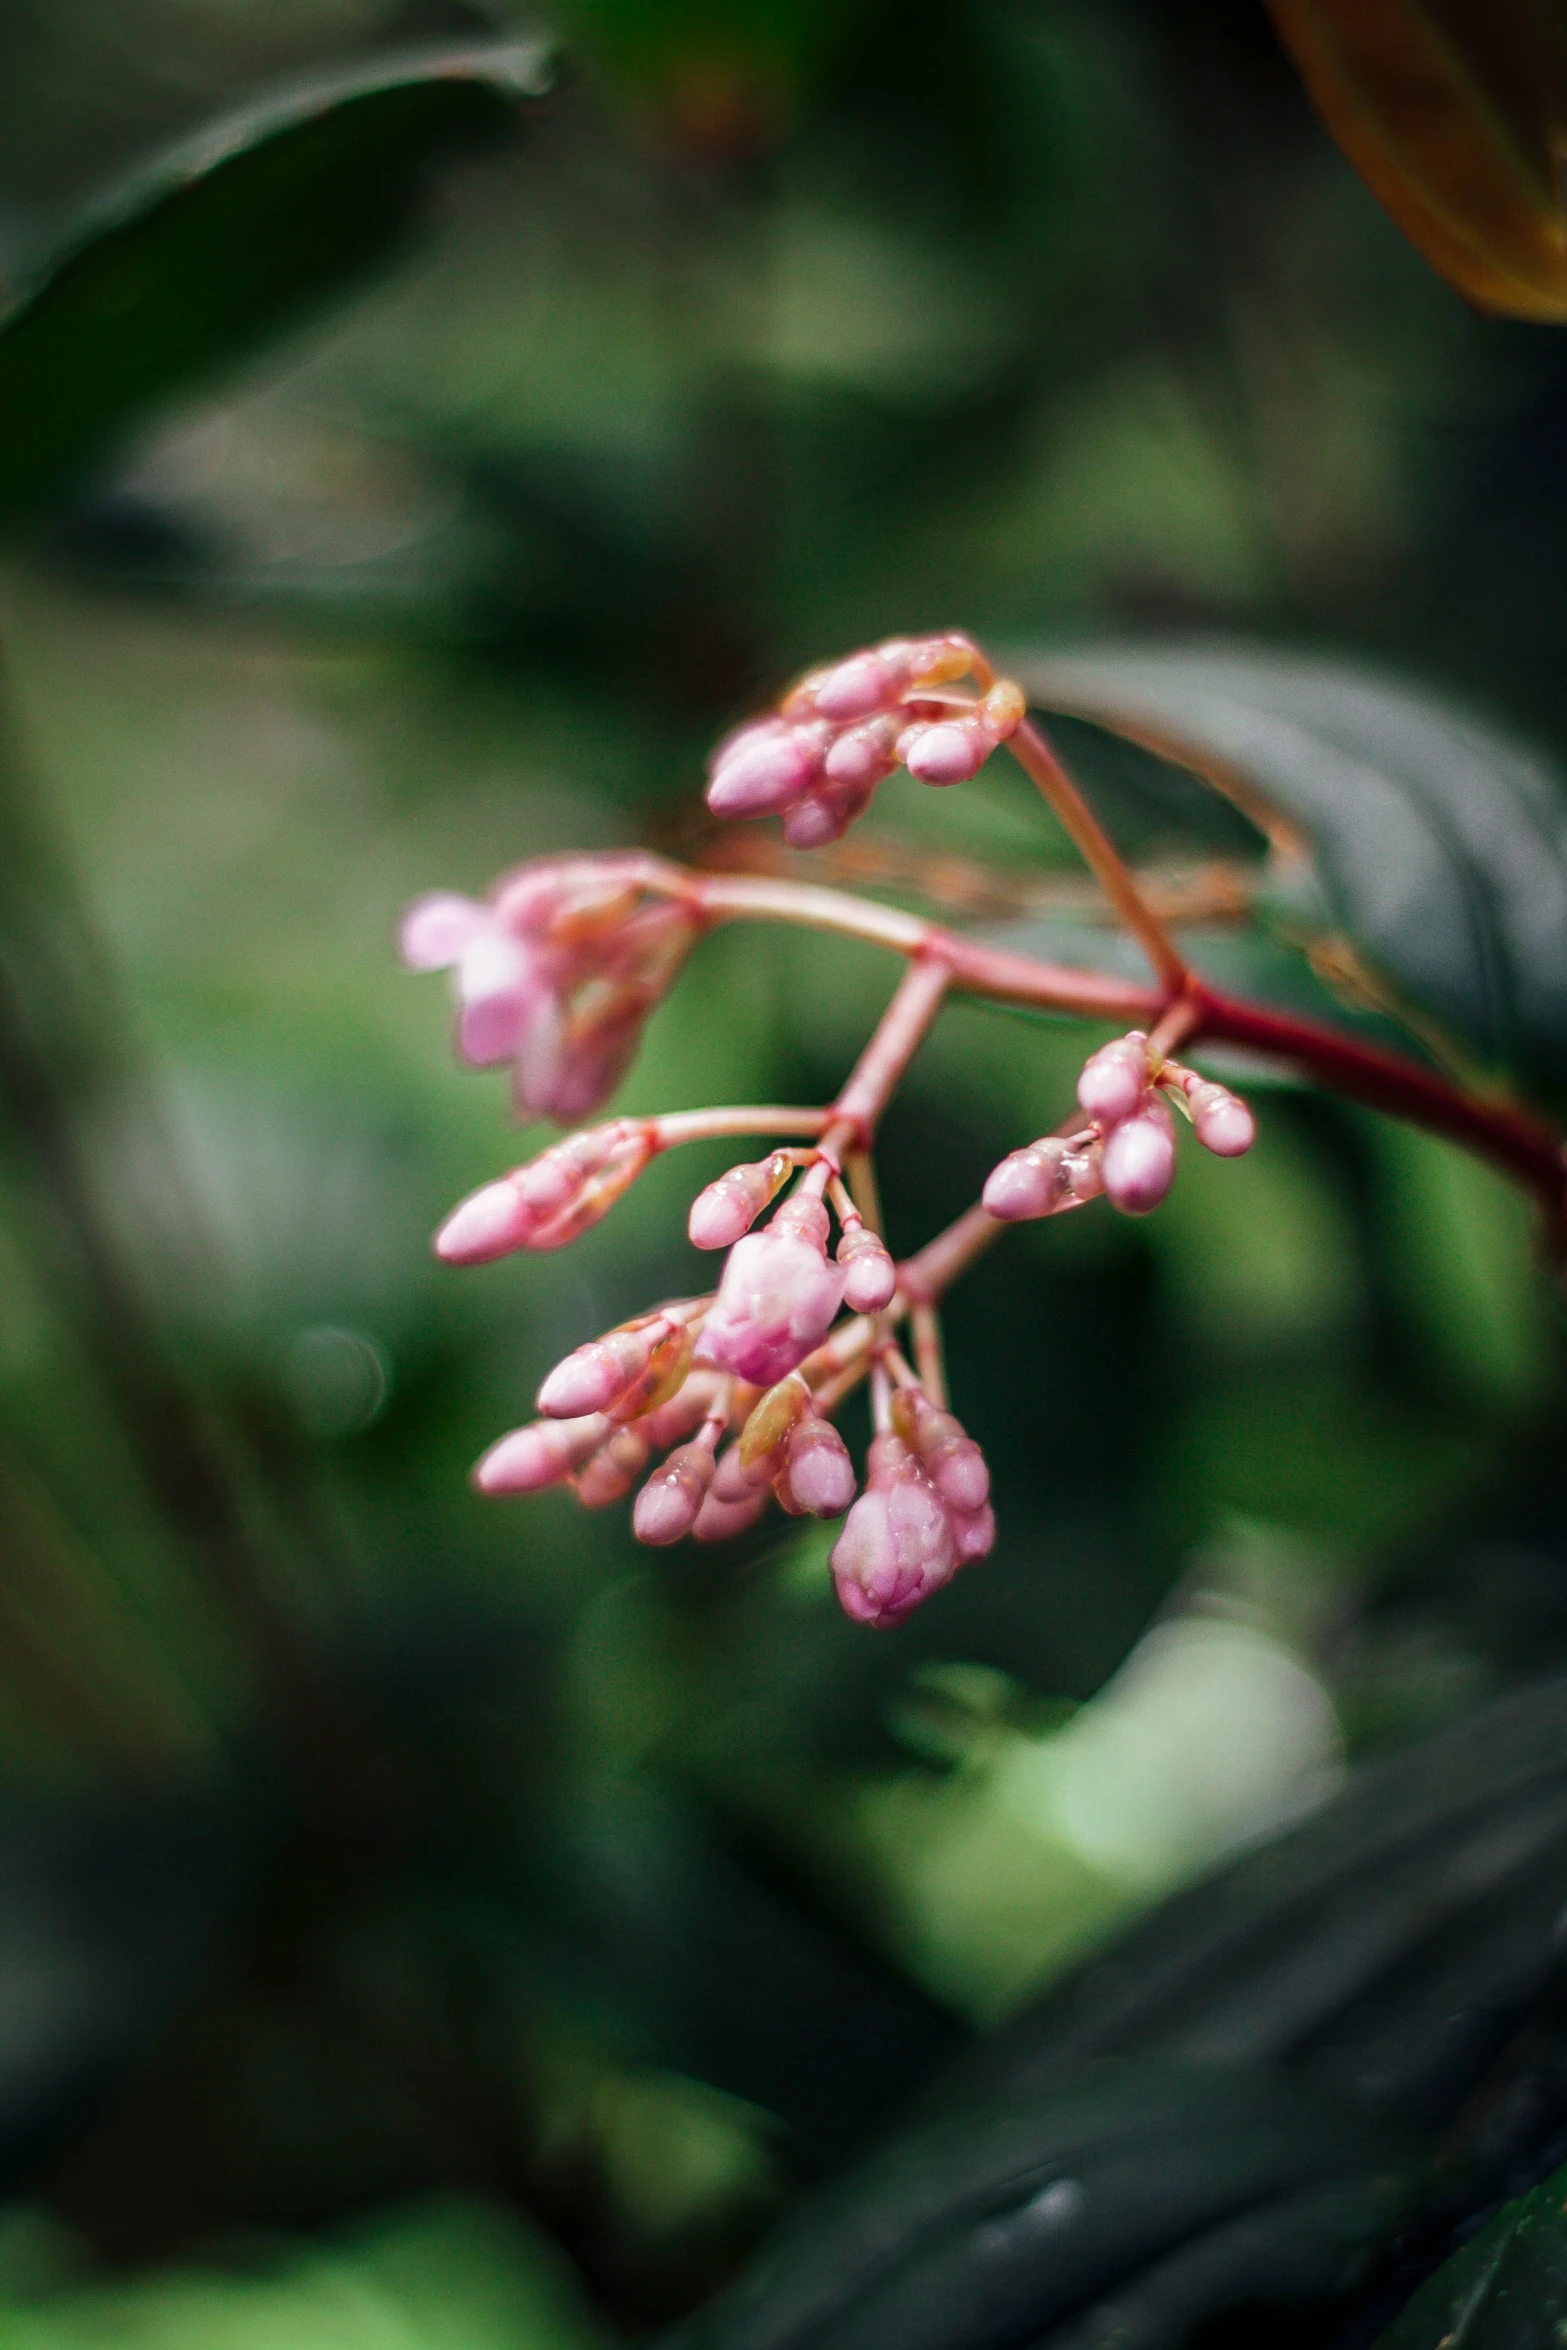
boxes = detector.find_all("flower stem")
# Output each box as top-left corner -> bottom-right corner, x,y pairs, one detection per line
1006,717 -> 1190,994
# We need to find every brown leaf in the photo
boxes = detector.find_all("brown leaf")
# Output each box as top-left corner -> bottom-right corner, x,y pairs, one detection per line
1264,0 -> 1567,319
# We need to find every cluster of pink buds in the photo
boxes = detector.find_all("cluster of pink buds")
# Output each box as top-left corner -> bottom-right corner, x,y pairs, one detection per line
832,1386 -> 994,1627
400,854 -> 696,1123
705,633 -> 1027,847
401,630 -> 1280,1635
983,1031 -> 1256,1223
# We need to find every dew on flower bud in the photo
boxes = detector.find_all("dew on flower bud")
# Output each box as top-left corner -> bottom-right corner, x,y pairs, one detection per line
1078,1032 -> 1150,1127
1101,1098 -> 1177,1214
574,1427 -> 651,1507
633,1443 -> 716,1545
837,1222 -> 897,1312
780,1415 -> 856,1518
472,1413 -> 609,1495
537,1324 -> 662,1418
982,1138 -> 1071,1222
830,1433 -> 956,1627
1187,1078 -> 1256,1157
689,1153 -> 792,1250
1065,1146 -> 1105,1202
692,1445 -> 770,1543
702,1196 -> 847,1386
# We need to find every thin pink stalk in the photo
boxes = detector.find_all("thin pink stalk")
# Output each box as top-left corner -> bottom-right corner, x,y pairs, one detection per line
1006,718 -> 1190,994
654,1105 -> 832,1148
832,954 -> 952,1143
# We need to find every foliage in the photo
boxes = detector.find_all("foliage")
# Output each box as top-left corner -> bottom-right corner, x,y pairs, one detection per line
0,2 -> 1565,2349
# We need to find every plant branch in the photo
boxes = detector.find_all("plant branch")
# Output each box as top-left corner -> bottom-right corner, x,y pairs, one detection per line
1006,717 -> 1190,993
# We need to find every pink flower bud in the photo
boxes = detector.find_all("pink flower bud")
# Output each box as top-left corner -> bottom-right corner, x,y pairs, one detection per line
892,1389 -> 990,1514
1077,1032 -> 1150,1127
837,1222 -> 897,1312
823,718 -> 899,789
830,1434 -> 956,1627
813,652 -> 897,723
633,1443 -> 716,1544
435,1120 -> 658,1264
1065,1146 -> 1105,1202
688,1153 -> 792,1250
707,721 -> 821,817
1186,1078 -> 1256,1157
982,1139 -> 1071,1222
399,892 -> 492,970
574,1426 -> 651,1507
472,1413 -> 609,1495
951,1502 -> 996,1563
692,1445 -> 770,1543
1101,1098 -> 1176,1214
701,1197 -> 846,1386
901,720 -> 989,787
780,1415 -> 856,1518
634,1369 -> 726,1451
538,1324 -> 665,1418
781,778 -> 878,849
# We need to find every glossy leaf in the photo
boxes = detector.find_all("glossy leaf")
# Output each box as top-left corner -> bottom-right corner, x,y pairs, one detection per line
1015,642 -> 1567,1099
0,39 -> 550,527
1264,1 -> 1567,320
664,2060 -> 1415,2350
1374,2156 -> 1567,2347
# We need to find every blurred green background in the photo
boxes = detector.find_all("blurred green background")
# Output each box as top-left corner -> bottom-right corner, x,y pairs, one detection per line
1,0 -> 1566,2339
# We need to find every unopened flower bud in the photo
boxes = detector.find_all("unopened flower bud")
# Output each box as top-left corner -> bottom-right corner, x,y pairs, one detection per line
435,1120 -> 657,1263
692,1445 -> 770,1543
982,1138 -> 1071,1222
900,720 -> 990,788
813,652 -> 898,723
574,1426 -> 650,1508
837,1222 -> 897,1312
473,1413 -> 609,1495
739,1372 -> 810,1480
400,892 -> 491,971
1101,1098 -> 1176,1214
891,1389 -> 990,1514
633,1443 -> 716,1545
823,717 -> 899,789
538,1324 -> 664,1418
702,1196 -> 846,1386
1065,1145 -> 1105,1202
780,1415 -> 856,1518
951,1502 -> 996,1563
635,1369 -> 726,1452
689,1153 -> 792,1250
706,720 -> 823,818
1078,1032 -> 1150,1128
831,1433 -> 956,1627
1186,1077 -> 1256,1157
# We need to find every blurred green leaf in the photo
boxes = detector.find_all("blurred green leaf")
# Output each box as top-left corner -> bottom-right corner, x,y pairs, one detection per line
0,38 -> 550,527
1373,2155 -> 1567,2347
664,2059 -> 1415,2350
0,2196 -> 609,2347
1015,643 -> 1567,1099
549,0 -> 874,156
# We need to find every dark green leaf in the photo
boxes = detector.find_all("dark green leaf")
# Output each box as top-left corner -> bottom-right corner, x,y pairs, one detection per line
1374,2158 -> 1567,2348
0,39 -> 550,528
664,2060 -> 1415,2350
1014,643 -> 1567,1100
